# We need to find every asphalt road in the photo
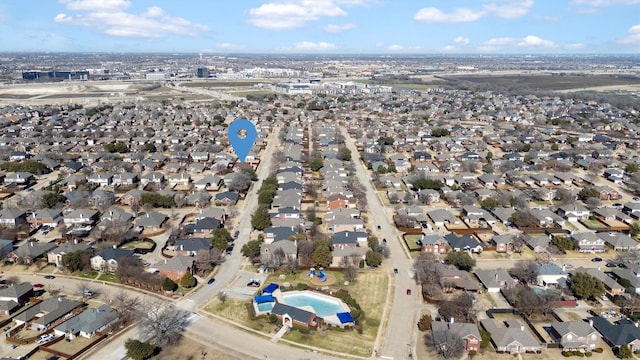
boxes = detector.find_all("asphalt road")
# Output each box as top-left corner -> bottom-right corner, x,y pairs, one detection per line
341,127 -> 417,359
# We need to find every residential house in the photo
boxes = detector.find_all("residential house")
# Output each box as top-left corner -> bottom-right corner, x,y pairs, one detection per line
135,211 -> 167,231
120,189 -> 143,206
574,267 -> 625,296
419,234 -> 448,254
90,247 -> 135,272
428,209 -> 461,229
572,232 -> 606,253
0,239 -> 13,261
537,263 -> 568,287
595,186 -> 620,201
63,208 -> 100,226
261,240 -> 298,265
174,238 -> 211,257
623,203 -> 640,219
140,172 -> 165,188
53,305 -> 118,339
491,234 -> 516,253
330,231 -> 368,249
549,320 -> 600,351
588,316 -> 640,352
599,232 -> 640,251
112,172 -> 139,186
475,269 -> 518,293
524,235 -> 550,253
214,191 -> 240,206
4,172 -> 34,184
153,256 -> 194,283
480,318 -> 542,354
0,282 -> 33,306
263,227 -> 299,244
0,207 -> 26,228
8,242 -> 57,265
557,205 -> 591,222
431,321 -> 482,353
196,208 -> 226,224
168,173 -> 191,188
13,296 -> 81,331
183,217 -> 221,238
27,209 -> 62,227
87,172 -> 113,187
48,242 -> 89,268
194,174 -> 222,191
444,233 -> 485,253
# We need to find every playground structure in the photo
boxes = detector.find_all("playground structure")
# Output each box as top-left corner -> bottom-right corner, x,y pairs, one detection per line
307,267 -> 327,282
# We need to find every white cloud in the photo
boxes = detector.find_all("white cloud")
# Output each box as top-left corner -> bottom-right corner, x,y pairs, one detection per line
216,43 -> 247,50
247,0 -> 378,30
387,44 -> 404,51
415,0 -> 533,23
287,41 -> 338,51
59,0 -> 131,12
565,43 -> 586,50
483,0 -> 533,19
414,7 -> 485,23
618,24 -> 640,44
481,35 -> 557,49
54,6 -> 209,38
323,23 -> 356,33
453,36 -> 470,45
572,0 -> 640,6
441,45 -> 458,52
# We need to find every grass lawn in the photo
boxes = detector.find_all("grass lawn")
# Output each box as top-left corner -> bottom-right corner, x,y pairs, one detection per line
97,274 -> 120,283
580,218 -> 608,229
205,270 -> 388,356
120,240 -> 154,250
390,83 -> 435,90
404,234 -> 424,251
73,271 -> 98,279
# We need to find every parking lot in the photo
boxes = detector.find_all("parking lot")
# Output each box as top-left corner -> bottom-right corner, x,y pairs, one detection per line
222,270 -> 268,299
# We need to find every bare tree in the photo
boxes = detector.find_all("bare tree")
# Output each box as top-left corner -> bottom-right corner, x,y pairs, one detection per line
427,329 -> 465,359
228,172 -> 252,193
106,289 -> 141,326
217,291 -> 227,304
93,218 -> 132,243
193,248 -> 222,275
285,257 -> 298,275
297,240 -> 315,266
137,301 -> 190,346
510,260 -> 539,285
75,282 -> 98,301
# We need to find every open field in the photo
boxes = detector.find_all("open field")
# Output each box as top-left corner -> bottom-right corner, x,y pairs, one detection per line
181,81 -> 263,88
441,74 -> 640,91
230,90 -> 274,97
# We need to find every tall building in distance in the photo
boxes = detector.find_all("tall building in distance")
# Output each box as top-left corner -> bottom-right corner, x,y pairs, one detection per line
196,67 -> 209,78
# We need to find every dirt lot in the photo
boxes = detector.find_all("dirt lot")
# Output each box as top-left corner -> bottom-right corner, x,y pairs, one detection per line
151,335 -> 241,360
442,74 -> 640,91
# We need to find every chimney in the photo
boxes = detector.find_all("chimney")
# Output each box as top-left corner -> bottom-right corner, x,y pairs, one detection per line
74,239 -> 78,244
450,317 -> 454,324
520,325 -> 525,331
112,244 -> 116,249
589,319 -> 593,327
30,242 -> 34,247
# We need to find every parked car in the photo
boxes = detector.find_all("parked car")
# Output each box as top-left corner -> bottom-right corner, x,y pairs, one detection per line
563,263 -> 573,269
207,278 -> 216,285
605,262 -> 617,268
591,257 -> 603,262
247,279 -> 261,287
44,275 -> 55,279
406,289 -> 412,295
233,230 -> 239,239
619,263 -> 628,269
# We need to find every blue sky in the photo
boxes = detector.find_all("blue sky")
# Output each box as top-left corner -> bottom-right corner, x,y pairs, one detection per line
0,0 -> 638,53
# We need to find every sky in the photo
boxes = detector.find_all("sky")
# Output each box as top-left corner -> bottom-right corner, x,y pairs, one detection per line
0,0 -> 638,54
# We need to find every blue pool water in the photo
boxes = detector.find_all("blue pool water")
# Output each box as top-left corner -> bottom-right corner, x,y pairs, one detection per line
282,293 -> 346,317
532,288 -> 555,295
258,302 -> 274,312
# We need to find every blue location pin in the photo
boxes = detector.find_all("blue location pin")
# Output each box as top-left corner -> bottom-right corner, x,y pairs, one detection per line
228,118 -> 257,162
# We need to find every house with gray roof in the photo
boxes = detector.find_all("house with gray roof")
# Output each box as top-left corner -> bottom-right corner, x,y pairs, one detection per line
0,207 -> 26,228
0,239 -> 13,261
588,316 -> 640,352
174,238 -> 211,257
480,318 -> 542,354
431,321 -> 482,354
475,269 -> 518,293
574,267 -> 625,296
550,320 -> 600,350
14,296 -> 82,331
48,242 -> 89,267
0,282 -> 33,306
135,211 -> 167,231
330,231 -> 368,249
270,302 -> 322,329
90,247 -> 135,272
9,242 -> 57,265
153,256 -> 194,283
54,304 -> 118,339
572,232 -> 606,253
428,209 -> 460,228
599,232 -> 640,251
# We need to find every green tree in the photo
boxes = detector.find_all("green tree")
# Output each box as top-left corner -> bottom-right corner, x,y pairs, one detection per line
445,251 -> 476,271
312,240 -> 332,267
630,222 -> 640,238
162,277 -> 178,292
365,250 -> 383,267
551,235 -> 575,252
143,143 -> 157,153
241,239 -> 262,258
140,192 -> 175,208
479,198 -> 499,209
569,272 -> 605,300
485,151 -> 493,161
411,177 -> 443,190
251,206 -> 271,230
625,163 -> 639,174
0,161 -> 48,174
616,344 -> 633,359
431,128 -> 449,137
367,235 -> 379,250
377,136 -> 395,146
211,228 -> 231,250
309,157 -> 324,171
578,188 -> 600,201
179,272 -> 196,288
41,192 -> 66,208
61,251 -> 83,272
338,147 -> 352,161
125,339 -> 155,360
551,143 -> 559,151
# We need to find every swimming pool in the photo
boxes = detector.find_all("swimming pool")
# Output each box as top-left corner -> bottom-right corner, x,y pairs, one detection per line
281,291 -> 349,317
258,302 -> 274,312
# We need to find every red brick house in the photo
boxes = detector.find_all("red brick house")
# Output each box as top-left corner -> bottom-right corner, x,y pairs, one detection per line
419,234 -> 448,254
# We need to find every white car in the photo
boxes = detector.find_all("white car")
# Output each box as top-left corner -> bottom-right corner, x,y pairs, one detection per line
36,334 -> 54,344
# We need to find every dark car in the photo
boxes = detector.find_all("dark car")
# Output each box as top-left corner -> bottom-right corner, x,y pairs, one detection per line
207,278 -> 215,285
233,230 -> 239,239
377,225 -> 381,230
619,263 -> 628,269
44,275 -> 55,279
605,262 -> 617,268
591,257 -> 603,262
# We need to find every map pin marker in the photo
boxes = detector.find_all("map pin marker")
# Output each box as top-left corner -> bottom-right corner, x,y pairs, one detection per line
228,118 -> 257,163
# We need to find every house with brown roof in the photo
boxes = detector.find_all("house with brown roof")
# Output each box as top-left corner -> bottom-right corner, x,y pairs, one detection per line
431,320 -> 482,353
153,256 -> 194,283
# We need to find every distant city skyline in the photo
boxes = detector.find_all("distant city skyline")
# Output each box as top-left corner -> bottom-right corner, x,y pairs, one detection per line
1,0 -> 638,54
